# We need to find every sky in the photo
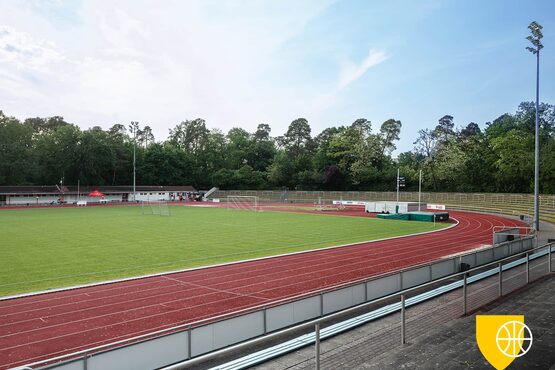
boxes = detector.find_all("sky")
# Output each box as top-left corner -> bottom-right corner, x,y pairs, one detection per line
1,0 -> 554,154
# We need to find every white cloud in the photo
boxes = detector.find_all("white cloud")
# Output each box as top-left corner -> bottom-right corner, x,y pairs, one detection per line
0,0 -> 390,138
338,49 -> 389,89
0,25 -> 62,68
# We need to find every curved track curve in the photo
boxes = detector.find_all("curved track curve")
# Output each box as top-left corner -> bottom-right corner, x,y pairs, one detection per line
0,208 -> 526,369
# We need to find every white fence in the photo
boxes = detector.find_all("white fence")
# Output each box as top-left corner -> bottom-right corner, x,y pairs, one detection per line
210,190 -> 555,209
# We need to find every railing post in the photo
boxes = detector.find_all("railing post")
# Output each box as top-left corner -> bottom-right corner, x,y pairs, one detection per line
364,281 -> 368,302
83,352 -> 88,370
462,274 -> 467,316
526,252 -> 530,283
549,244 -> 552,273
187,327 -> 192,359
498,262 -> 503,297
263,308 -> 267,334
315,322 -> 321,370
401,294 -> 406,344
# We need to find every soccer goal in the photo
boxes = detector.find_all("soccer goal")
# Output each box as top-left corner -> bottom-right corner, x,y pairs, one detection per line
227,195 -> 259,211
315,197 -> 337,211
141,200 -> 171,216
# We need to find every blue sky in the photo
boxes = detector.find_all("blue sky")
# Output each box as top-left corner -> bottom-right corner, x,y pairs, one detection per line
0,0 -> 553,154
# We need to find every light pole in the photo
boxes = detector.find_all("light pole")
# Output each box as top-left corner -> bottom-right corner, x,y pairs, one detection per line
526,21 -> 543,231
396,168 -> 400,204
131,121 -> 138,202
418,169 -> 422,211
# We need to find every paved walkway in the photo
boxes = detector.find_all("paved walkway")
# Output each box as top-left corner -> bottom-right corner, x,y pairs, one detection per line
255,273 -> 554,370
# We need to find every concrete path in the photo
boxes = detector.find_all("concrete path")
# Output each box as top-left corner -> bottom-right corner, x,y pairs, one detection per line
255,274 -> 554,370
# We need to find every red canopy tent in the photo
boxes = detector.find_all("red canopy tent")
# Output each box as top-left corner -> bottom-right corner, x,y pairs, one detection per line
88,190 -> 105,197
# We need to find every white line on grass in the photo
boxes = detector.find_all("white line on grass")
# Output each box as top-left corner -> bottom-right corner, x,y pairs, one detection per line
0,219 -> 458,301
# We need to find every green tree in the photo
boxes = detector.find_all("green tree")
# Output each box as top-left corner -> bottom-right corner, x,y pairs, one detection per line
140,143 -> 194,185
24,116 -> 70,136
379,119 -> 402,156
138,126 -> 155,148
77,127 -> 116,185
226,128 -> 252,169
0,112 -> 35,184
491,130 -> 534,192
34,124 -> 81,185
414,128 -> 438,190
249,124 -> 276,172
279,118 -> 314,157
204,129 -> 227,179
168,119 -> 210,156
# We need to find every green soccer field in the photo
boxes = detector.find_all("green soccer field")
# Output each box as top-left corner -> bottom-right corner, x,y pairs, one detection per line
0,205 -> 447,296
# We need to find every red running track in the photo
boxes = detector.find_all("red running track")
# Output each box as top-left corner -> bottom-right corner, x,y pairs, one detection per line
0,209 -> 525,369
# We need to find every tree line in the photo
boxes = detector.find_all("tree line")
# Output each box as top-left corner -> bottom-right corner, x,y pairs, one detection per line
0,101 -> 554,193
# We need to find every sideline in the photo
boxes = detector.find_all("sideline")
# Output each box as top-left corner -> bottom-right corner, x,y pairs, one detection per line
0,215 -> 457,301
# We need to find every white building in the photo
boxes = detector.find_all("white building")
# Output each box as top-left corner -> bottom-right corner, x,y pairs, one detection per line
0,185 -> 197,206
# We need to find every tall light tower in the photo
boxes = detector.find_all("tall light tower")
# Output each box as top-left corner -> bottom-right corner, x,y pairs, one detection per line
131,121 -> 138,202
526,21 -> 543,231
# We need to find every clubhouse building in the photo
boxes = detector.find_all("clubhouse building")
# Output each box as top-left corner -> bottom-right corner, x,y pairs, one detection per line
0,185 -> 197,206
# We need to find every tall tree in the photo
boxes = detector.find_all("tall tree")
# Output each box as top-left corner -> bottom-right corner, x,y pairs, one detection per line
226,128 -> 252,169
414,128 -> 438,190
168,119 -> 209,156
379,119 -> 402,155
279,118 -> 313,156
434,115 -> 455,145
491,130 -> 534,192
0,112 -> 35,184
250,124 -> 276,172
460,122 -> 481,138
24,116 -> 70,136
254,123 -> 271,141
139,126 -> 155,148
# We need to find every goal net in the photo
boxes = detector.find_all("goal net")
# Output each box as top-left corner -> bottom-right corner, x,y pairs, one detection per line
227,195 -> 259,211
141,200 -> 171,216
315,197 -> 335,211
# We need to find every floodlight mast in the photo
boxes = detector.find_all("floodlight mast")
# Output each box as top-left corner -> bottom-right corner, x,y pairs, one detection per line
396,168 -> 400,204
418,169 -> 422,211
526,21 -> 543,231
131,121 -> 138,203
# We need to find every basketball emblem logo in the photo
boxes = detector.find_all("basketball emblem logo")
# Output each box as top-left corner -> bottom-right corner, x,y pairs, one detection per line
476,315 -> 533,369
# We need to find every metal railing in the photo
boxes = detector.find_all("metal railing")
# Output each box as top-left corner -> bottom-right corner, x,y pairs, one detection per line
209,190 -> 555,222
209,190 -> 555,206
163,241 -> 553,370
14,234 -> 540,370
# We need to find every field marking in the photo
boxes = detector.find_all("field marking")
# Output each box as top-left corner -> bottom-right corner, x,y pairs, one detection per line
8,247 -> 546,370
161,275 -> 269,301
0,221 -> 484,325
0,211 -> 528,369
3,212 -> 512,314
0,219 -> 475,315
0,206 -> 444,289
0,218 -> 457,301
0,225 -> 451,291
1,215 -> 514,320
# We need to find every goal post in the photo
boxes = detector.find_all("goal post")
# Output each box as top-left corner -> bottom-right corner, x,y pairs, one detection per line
141,200 -> 171,216
226,195 -> 259,211
159,202 -> 170,216
315,197 -> 336,211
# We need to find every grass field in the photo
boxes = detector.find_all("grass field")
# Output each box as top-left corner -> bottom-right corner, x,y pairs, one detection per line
0,205 -> 448,296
